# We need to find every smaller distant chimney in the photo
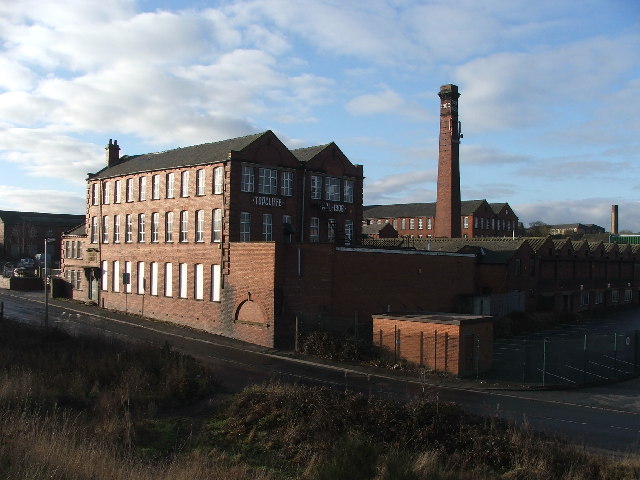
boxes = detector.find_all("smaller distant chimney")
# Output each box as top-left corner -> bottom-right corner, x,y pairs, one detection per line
611,205 -> 619,235
106,139 -> 120,167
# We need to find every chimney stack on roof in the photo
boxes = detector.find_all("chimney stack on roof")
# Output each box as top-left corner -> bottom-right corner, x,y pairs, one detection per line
611,204 -> 619,235
106,139 -> 120,167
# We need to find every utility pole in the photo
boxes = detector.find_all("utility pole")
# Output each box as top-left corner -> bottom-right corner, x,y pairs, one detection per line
43,236 -> 54,328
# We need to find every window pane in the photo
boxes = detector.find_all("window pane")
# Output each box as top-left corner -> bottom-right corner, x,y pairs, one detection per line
214,166 -> 224,194
240,212 -> 251,241
164,263 -> 173,297
241,166 -> 254,192
194,263 -> 203,300
212,209 -> 222,242
211,264 -> 221,301
181,171 -> 189,197
263,213 -> 272,241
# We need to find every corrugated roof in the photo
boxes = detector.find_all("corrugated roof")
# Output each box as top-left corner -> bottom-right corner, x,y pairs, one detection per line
91,131 -> 267,179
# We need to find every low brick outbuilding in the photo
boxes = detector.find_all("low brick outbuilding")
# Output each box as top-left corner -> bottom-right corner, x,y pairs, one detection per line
373,313 -> 493,377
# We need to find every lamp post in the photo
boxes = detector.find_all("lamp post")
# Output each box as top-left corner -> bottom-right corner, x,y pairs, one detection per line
44,237 -> 54,328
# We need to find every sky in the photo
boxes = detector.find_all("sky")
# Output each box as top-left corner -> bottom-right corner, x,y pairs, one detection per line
0,0 -> 639,231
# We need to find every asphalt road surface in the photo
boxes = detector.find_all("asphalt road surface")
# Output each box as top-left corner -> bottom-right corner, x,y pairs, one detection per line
1,288 -> 640,456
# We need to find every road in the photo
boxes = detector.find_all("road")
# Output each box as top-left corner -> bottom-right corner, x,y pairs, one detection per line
1,288 -> 640,456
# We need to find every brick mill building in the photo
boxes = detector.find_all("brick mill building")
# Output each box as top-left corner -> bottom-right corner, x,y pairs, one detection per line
364,200 -> 519,238
61,130 -> 481,348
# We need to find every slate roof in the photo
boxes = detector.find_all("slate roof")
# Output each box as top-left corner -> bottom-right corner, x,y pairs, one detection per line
364,200 -> 490,219
91,131 -> 267,179
64,224 -> 86,236
362,223 -> 392,235
0,210 -> 84,226
411,237 -> 529,263
290,144 -> 331,162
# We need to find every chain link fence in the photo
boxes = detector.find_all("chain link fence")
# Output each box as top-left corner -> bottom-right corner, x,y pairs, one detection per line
487,330 -> 640,387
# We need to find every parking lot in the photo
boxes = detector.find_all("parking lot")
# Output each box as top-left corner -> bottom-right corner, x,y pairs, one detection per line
487,308 -> 640,387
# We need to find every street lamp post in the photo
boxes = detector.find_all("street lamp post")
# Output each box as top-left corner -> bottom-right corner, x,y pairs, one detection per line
44,237 -> 54,328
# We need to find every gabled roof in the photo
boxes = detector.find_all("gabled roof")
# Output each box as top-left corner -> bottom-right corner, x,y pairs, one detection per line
364,200 -> 493,219
91,131 -> 268,179
362,223 -> 396,235
63,223 -> 87,236
290,144 -> 332,163
489,202 -> 508,214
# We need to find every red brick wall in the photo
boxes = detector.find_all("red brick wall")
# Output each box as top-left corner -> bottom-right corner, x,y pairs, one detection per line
372,316 -> 493,376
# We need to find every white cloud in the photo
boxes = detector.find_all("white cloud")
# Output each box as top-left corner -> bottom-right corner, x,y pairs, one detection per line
515,199 -> 640,233
456,33 -> 640,133
365,170 -> 436,205
0,126 -> 101,183
346,87 -> 429,119
0,185 -> 85,214
461,144 -> 530,166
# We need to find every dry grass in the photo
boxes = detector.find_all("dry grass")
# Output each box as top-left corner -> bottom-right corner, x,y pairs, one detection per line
1,317 -> 640,479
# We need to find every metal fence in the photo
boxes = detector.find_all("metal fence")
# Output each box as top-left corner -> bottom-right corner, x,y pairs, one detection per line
487,331 -> 640,386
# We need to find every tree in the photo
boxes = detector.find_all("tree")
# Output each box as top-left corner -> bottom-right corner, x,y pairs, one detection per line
526,221 -> 550,237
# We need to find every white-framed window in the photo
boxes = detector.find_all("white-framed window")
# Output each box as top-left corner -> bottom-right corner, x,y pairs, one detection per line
181,170 -> 189,197
212,208 -> 222,242
92,183 -> 99,205
150,262 -> 158,296
71,241 -> 76,259
240,212 -> 251,241
165,212 -> 174,242
114,180 -> 121,203
164,263 -> 173,297
211,264 -> 221,302
102,182 -> 110,204
612,289 -> 620,303
258,167 -> 277,194
343,179 -> 353,203
101,260 -> 108,291
65,241 -> 71,259
126,178 -> 134,202
151,212 -> 159,242
196,169 -> 205,196
213,166 -> 224,194
180,211 -> 188,242
179,263 -> 187,298
463,217 -> 469,229
241,165 -> 254,192
137,261 -> 145,294
195,210 -> 204,242
152,174 -> 160,199
139,176 -> 147,201
263,213 -> 272,241
124,261 -> 132,293
74,270 -> 82,290
325,177 -> 340,201
125,214 -> 133,242
91,216 -> 98,243
311,175 -> 322,200
114,215 -> 120,243
418,218 -> 423,230
328,219 -> 336,243
595,291 -> 604,305
344,220 -> 353,245
138,213 -> 145,242
310,217 -> 320,242
281,171 -> 293,196
102,216 -> 109,243
409,218 -> 415,230
166,172 -> 174,198
393,219 -> 397,229
580,291 -> 589,306
194,263 -> 203,300
427,218 -> 432,230
401,219 -> 406,230
112,261 -> 120,292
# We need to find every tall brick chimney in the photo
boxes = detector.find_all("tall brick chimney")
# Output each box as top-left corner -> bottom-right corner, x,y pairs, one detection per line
611,204 -> 619,235
106,139 -> 120,167
434,84 -> 462,238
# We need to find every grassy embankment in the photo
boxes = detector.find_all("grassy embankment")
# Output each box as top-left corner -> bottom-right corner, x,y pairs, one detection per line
0,317 -> 639,479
